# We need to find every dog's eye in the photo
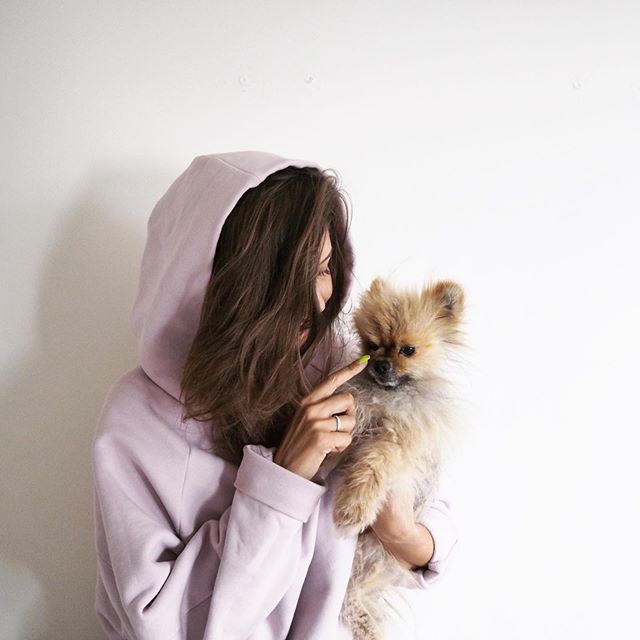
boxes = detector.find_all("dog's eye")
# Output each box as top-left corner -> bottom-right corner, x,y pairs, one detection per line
365,341 -> 379,351
400,346 -> 416,356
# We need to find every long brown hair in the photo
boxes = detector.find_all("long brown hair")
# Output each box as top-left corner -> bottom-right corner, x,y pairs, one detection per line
180,165 -> 354,464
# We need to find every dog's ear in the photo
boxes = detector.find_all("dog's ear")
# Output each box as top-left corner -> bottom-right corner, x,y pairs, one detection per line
369,277 -> 388,294
422,280 -> 465,320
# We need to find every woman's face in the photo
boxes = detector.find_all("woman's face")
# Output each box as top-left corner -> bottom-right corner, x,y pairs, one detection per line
299,229 -> 333,347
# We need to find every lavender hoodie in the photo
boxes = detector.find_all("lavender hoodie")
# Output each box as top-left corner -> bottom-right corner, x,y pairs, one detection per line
92,151 -> 459,640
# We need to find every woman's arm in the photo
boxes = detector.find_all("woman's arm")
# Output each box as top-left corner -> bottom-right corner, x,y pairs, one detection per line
371,478 -> 459,588
94,434 -> 326,640
373,520 -> 435,570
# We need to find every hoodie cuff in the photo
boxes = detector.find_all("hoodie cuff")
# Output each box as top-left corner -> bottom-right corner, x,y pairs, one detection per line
417,502 -> 458,565
234,444 -> 327,523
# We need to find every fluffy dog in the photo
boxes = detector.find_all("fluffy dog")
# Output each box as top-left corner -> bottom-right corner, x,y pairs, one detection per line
323,276 -> 468,640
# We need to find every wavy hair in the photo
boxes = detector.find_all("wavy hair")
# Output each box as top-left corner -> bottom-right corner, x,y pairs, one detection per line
180,165 -> 354,464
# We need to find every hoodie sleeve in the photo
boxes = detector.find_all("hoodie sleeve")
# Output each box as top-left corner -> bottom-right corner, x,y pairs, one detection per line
93,438 -> 326,640
389,484 -> 460,590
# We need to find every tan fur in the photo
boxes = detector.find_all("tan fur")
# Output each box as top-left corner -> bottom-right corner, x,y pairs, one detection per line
321,277 -> 468,639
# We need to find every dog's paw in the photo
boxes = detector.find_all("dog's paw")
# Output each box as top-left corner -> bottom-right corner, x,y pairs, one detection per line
333,501 -> 369,536
333,475 -> 384,534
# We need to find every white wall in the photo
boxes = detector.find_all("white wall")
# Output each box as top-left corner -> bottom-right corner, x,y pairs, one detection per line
2,1 -> 638,638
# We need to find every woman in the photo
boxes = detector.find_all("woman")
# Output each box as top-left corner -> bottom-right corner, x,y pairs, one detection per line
92,151 -> 459,639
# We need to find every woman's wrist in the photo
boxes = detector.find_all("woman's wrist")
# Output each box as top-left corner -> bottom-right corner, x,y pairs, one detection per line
373,521 -> 435,569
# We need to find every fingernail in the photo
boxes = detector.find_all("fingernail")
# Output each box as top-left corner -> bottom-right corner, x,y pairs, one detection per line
358,354 -> 370,363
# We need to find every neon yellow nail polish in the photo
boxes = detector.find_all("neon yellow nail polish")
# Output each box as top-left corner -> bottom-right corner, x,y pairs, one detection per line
358,354 -> 370,363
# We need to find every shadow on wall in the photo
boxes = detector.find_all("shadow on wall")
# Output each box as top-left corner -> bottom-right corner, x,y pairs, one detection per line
0,163 -> 177,639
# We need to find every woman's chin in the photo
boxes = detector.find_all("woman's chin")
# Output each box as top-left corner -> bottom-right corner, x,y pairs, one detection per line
298,329 -> 310,348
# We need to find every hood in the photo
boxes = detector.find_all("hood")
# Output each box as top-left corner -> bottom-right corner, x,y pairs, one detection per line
129,151 -> 355,402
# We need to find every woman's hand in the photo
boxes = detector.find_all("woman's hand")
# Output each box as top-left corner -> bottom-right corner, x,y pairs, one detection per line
371,481 -> 435,569
371,481 -> 417,543
273,356 -> 369,481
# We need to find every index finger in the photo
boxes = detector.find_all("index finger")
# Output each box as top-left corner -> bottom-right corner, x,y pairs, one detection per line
304,355 -> 370,404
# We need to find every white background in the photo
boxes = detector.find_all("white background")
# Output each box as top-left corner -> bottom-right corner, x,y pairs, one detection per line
1,1 -> 638,638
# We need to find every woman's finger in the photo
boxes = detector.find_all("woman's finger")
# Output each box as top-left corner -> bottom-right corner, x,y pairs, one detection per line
303,356 -> 369,406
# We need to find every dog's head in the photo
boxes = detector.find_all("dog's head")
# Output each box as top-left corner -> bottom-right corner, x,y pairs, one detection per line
352,277 -> 466,389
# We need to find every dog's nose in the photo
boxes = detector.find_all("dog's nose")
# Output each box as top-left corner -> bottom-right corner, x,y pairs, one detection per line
374,359 -> 392,375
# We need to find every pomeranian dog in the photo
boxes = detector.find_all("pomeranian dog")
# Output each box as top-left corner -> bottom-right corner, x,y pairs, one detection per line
322,276 -> 468,640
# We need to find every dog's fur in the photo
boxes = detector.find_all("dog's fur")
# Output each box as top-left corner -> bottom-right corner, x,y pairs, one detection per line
321,277 -> 468,639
